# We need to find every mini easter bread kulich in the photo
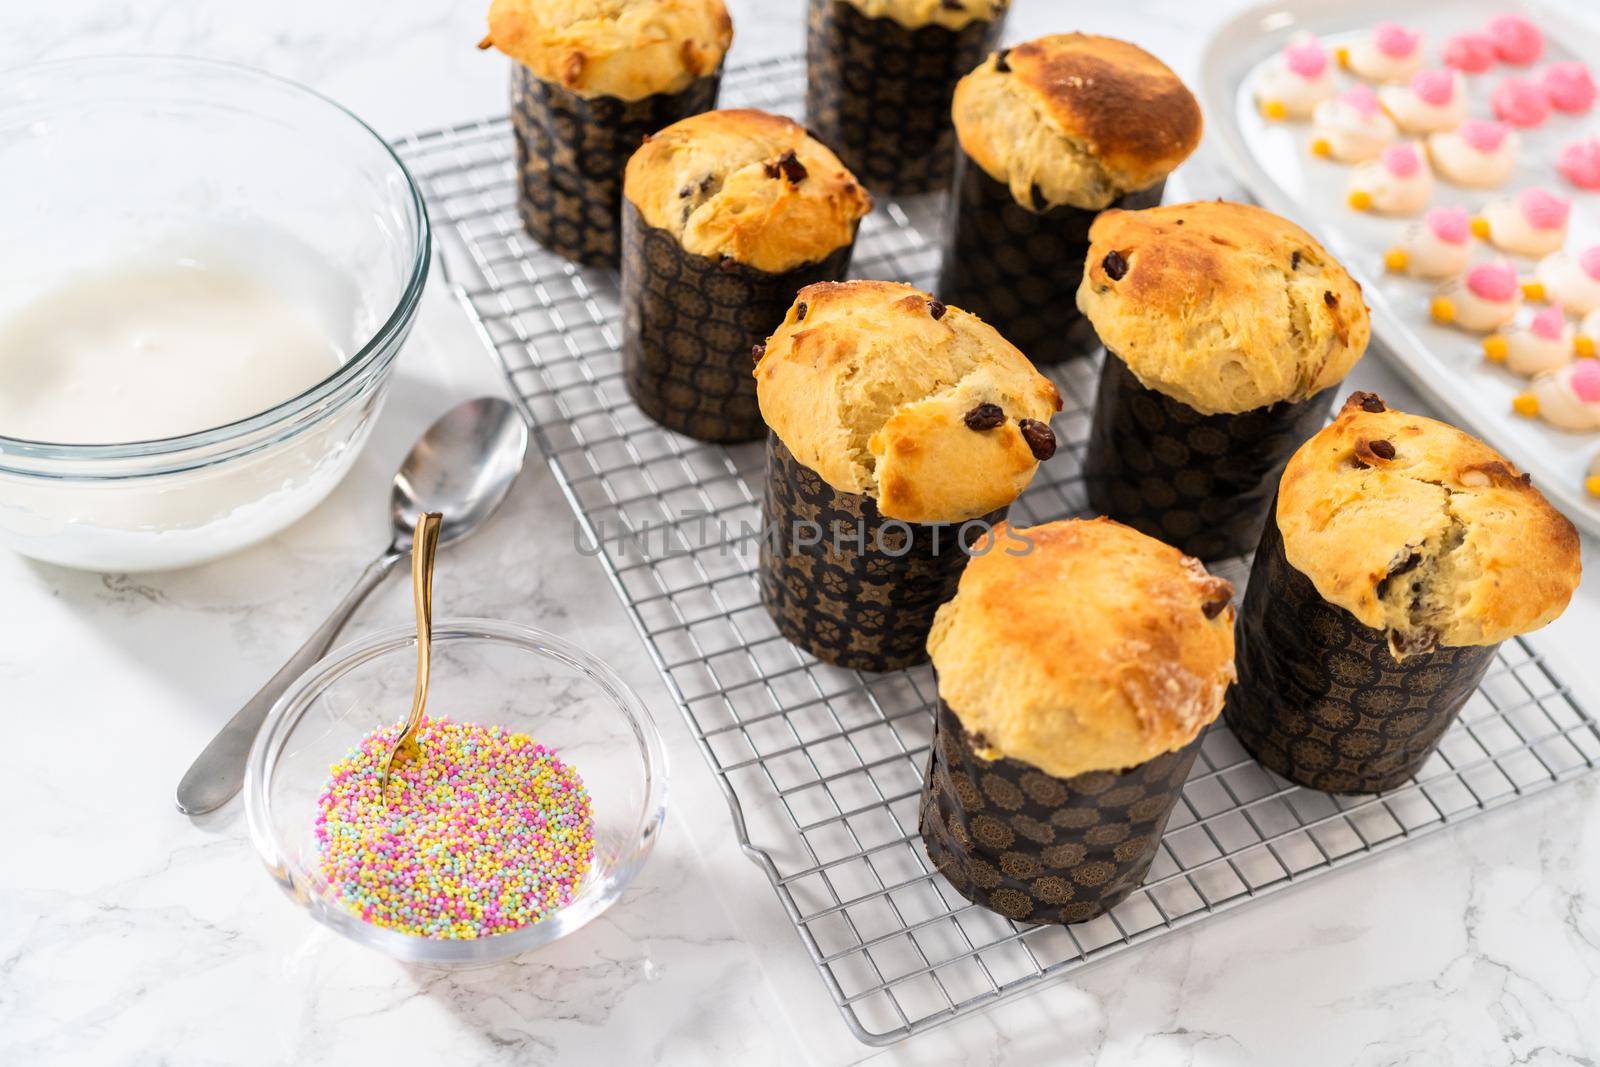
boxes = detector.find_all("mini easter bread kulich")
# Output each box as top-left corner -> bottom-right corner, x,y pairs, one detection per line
754,280 -> 1060,670
804,0 -> 1007,196
1226,393 -> 1581,794
620,109 -> 871,441
938,34 -> 1201,364
484,0 -> 733,266
920,518 -> 1236,924
1077,201 -> 1370,561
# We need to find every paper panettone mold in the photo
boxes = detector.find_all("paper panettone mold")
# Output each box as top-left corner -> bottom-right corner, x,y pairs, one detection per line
937,155 -> 1163,365
758,436 -> 1001,672
510,67 -> 721,267
803,0 -> 1005,196
621,203 -> 856,442
1224,512 -> 1500,795
920,699 -> 1202,924
1084,355 -> 1333,562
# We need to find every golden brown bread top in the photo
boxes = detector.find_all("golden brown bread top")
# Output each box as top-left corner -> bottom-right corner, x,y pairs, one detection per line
1278,393 -> 1581,656
754,280 -> 1062,523
835,0 -> 1006,31
1077,201 -> 1371,414
482,0 -> 732,101
952,34 -> 1202,211
928,518 -> 1237,778
624,109 -> 873,273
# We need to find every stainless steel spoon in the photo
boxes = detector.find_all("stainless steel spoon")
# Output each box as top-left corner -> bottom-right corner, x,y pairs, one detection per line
174,396 -> 528,816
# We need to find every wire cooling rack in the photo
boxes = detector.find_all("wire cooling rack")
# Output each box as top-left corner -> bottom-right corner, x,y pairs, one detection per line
392,53 -> 1600,1046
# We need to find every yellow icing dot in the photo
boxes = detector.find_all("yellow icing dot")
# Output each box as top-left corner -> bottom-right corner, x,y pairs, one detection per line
1335,46 -> 1351,68
1521,281 -> 1546,302
1512,393 -> 1539,417
1347,189 -> 1373,211
1383,248 -> 1409,272
1470,216 -> 1491,240
1310,138 -> 1333,158
1261,99 -> 1288,120
1430,296 -> 1456,323
1576,335 -> 1595,358
1586,474 -> 1600,498
1482,336 -> 1509,362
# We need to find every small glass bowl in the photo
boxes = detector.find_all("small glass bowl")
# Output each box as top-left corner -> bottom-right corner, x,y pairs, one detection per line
244,619 -> 668,965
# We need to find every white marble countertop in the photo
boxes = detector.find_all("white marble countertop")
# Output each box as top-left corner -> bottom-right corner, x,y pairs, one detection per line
4,2 -> 1599,1064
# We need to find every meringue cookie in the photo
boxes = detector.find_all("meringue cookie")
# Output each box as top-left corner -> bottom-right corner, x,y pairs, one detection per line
1311,86 -> 1398,162
1342,23 -> 1425,83
1428,120 -> 1518,187
1530,246 -> 1600,316
1493,76 -> 1551,128
1478,188 -> 1571,258
1432,260 -> 1521,332
1385,206 -> 1473,278
1442,31 -> 1498,74
1486,14 -> 1544,66
1558,137 -> 1600,191
1514,360 -> 1600,430
1542,62 -> 1596,114
1486,307 -> 1575,377
1348,143 -> 1433,215
1257,35 -> 1337,120
1381,69 -> 1468,133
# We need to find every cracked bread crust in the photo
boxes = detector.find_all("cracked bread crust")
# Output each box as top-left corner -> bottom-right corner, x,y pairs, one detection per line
624,109 -> 872,273
483,0 -> 732,101
836,0 -> 1005,31
952,34 -> 1201,211
927,518 -> 1237,778
1078,201 -> 1371,415
1277,393 -> 1581,655
754,280 -> 1062,523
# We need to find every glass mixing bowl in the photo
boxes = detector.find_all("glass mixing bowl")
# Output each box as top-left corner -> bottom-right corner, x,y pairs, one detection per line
0,57 -> 429,571
244,619 -> 669,964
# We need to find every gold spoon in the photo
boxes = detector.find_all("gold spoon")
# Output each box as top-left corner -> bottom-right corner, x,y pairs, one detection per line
378,511 -> 443,799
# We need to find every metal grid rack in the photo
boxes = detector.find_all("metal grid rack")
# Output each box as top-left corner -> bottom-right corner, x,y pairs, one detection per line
392,54 -> 1600,1046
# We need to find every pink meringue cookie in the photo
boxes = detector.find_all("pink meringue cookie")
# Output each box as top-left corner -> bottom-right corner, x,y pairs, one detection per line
1428,205 -> 1472,244
1469,260 -> 1519,302
1582,246 -> 1600,281
1575,361 -> 1600,403
1384,143 -> 1422,177
1443,31 -> 1498,74
1461,118 -> 1512,152
1375,22 -> 1422,58
1486,13 -> 1544,66
1541,62 -> 1596,114
1411,69 -> 1455,105
1284,38 -> 1328,79
1531,305 -> 1567,340
1519,187 -> 1571,230
1558,137 -> 1600,190
1493,76 -> 1551,127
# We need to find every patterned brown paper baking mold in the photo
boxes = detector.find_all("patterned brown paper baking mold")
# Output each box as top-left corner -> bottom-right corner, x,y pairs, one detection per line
510,66 -> 721,268
758,436 -> 1002,672
937,153 -> 1163,365
1223,516 -> 1499,795
804,0 -> 1006,197
621,202 -> 856,443
920,698 -> 1202,925
1083,354 -> 1333,562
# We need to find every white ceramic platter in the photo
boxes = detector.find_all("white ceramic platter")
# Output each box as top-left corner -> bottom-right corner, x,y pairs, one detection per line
1200,0 -> 1600,535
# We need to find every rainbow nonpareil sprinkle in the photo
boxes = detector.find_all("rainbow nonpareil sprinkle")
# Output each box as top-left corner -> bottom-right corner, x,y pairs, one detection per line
314,716 -> 594,939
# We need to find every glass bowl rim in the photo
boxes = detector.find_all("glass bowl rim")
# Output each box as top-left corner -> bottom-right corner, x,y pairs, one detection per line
243,617 -> 670,962
0,54 -> 431,463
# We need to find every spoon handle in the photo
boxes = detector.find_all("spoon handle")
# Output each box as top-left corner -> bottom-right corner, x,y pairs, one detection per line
174,548 -> 406,816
